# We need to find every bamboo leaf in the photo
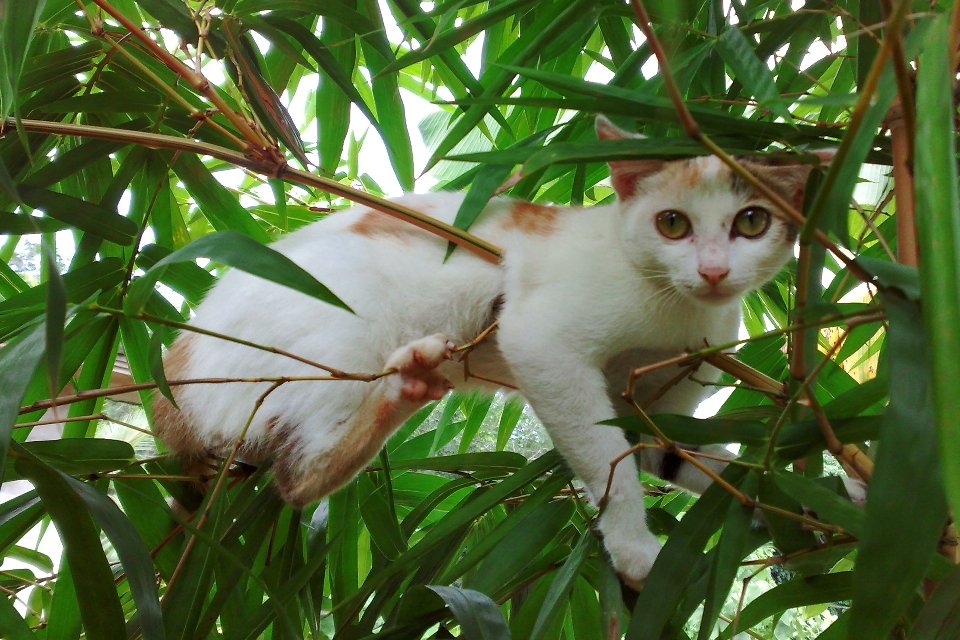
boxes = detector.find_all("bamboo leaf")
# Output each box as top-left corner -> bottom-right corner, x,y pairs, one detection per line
496,396 -> 525,451
718,573 -> 853,638
698,472 -> 759,640
222,18 -> 309,168
67,476 -> 166,640
426,585 -> 511,640
16,185 -> 138,245
13,445 -> 127,640
908,565 -> 960,640
530,527 -> 595,640
466,499 -> 574,596
715,26 -> 794,122
126,230 -> 352,313
0,322 -> 46,484
850,295 -> 948,639
39,91 -> 162,113
0,0 -> 46,121
913,10 -> 960,532
773,470 -> 864,537
171,154 -> 272,243
626,465 -> 749,640
0,593 -> 32,640
604,414 -> 769,446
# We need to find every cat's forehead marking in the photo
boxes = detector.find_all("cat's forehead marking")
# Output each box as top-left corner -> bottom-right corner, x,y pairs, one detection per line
647,157 -> 733,194
504,202 -> 561,235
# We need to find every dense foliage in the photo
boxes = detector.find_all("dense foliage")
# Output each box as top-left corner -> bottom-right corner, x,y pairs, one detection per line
1,0 -> 959,638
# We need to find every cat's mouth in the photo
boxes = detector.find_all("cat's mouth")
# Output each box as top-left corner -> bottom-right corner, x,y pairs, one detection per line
689,285 -> 739,304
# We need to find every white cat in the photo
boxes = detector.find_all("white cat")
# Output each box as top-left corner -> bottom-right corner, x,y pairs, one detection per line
154,116 -> 823,586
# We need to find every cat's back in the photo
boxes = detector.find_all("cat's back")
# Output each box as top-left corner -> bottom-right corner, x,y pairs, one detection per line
189,192 -> 509,350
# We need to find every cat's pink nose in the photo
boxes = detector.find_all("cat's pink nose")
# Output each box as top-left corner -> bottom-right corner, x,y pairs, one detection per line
698,267 -> 729,285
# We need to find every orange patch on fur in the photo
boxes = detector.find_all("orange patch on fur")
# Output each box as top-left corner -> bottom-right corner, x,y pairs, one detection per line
350,210 -> 420,239
272,393 -> 410,507
152,335 -> 204,458
680,161 -> 702,188
503,202 -> 562,235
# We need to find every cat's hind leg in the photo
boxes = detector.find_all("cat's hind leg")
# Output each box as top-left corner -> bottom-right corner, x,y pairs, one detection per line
272,334 -> 456,506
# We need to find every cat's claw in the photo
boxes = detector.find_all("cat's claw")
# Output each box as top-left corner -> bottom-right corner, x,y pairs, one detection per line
387,334 -> 455,403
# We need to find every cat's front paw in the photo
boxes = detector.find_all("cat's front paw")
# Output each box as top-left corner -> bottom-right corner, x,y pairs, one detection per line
604,534 -> 662,591
386,334 -> 456,402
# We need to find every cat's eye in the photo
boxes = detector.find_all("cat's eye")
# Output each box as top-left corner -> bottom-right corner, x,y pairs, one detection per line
655,210 -> 692,240
732,207 -> 771,238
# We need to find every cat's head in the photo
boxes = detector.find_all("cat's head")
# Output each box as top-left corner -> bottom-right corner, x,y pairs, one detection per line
596,115 -> 831,306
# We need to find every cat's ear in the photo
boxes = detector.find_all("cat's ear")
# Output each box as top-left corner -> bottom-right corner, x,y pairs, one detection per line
742,150 -> 835,209
595,115 -> 664,201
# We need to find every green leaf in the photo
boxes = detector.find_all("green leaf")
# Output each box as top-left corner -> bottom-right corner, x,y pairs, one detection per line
458,394 -> 494,453
773,470 -> 864,537
126,230 -> 351,313
4,544 -> 53,573
913,11 -> 960,533
0,593 -> 32,640
0,322 -> 46,484
45,557 -> 82,640
715,26 -> 794,122
908,565 -> 960,640
13,446 -> 127,640
358,473 -> 406,560
530,527 -> 595,640
698,472 -> 759,640
426,585 -> 511,640
149,324 -> 177,407
0,212 -> 69,233
627,464 -> 749,640
16,185 -> 138,245
9,439 -> 135,479
850,295 -> 948,640
440,470 -> 572,584
604,414 -> 769,446
800,19 -> 930,241
39,91 -> 162,113
357,1 -> 414,191
0,0 -> 46,121
42,238 -> 64,398
171,154 -> 272,243
496,396 -> 525,451
67,476 -> 167,640
468,500 -> 574,597
390,451 -> 527,474
718,573 -> 853,638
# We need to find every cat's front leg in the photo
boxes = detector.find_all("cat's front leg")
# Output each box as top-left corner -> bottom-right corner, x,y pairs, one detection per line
498,338 -> 660,586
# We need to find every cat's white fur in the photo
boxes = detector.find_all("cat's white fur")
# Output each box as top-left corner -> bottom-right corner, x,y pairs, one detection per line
155,117 -> 824,586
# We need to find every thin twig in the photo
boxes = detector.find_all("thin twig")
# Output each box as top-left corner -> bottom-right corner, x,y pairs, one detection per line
19,373 -> 392,416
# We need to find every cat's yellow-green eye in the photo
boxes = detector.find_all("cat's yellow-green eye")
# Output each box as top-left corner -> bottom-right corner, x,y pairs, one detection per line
732,207 -> 771,238
655,210 -> 692,239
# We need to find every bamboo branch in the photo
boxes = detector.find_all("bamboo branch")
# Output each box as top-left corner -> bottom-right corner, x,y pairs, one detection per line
1,117 -> 503,263
90,0 -> 267,149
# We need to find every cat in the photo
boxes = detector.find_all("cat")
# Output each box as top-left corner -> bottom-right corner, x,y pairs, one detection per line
153,115 -> 828,587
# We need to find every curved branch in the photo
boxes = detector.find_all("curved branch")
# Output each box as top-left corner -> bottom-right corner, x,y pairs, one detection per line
1,117 -> 504,263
